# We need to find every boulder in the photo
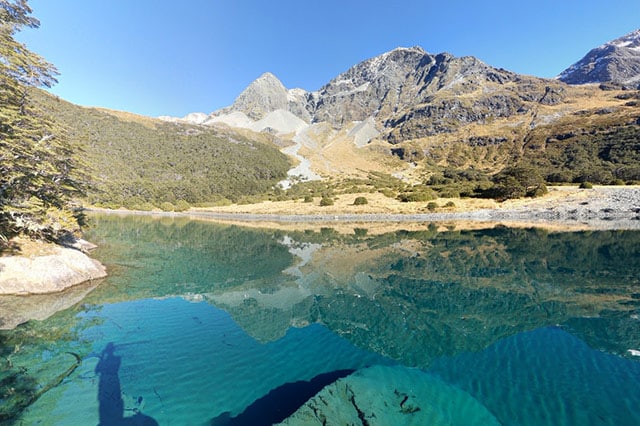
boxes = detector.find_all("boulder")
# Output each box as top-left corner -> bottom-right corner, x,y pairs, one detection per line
0,242 -> 106,295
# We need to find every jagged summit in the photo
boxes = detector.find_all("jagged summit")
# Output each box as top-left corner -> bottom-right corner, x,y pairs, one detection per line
558,28 -> 640,86
310,46 -> 549,131
172,45 -> 565,144
229,72 -> 289,120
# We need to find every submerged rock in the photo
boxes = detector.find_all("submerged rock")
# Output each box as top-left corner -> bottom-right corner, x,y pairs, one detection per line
0,280 -> 99,329
278,365 -> 500,425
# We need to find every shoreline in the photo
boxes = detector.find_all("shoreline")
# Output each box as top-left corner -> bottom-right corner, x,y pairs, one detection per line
88,186 -> 640,231
2,186 -> 638,304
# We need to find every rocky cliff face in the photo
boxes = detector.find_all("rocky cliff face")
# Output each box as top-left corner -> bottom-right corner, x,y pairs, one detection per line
558,29 -> 640,87
312,47 -> 525,125
207,47 -> 566,144
310,47 -> 565,142
215,72 -> 313,122
311,46 -> 433,124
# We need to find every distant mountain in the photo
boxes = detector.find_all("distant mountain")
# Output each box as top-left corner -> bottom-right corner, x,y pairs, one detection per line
223,72 -> 312,122
157,39 -> 640,190
558,29 -> 640,87
311,46 -> 565,142
173,46 -> 565,144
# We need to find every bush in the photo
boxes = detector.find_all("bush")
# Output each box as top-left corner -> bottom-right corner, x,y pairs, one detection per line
174,200 -> 191,212
159,202 -> 175,212
303,195 -> 314,203
319,197 -> 334,206
546,171 -> 573,183
426,202 -> 438,211
489,166 -> 547,200
529,184 -> 548,198
398,189 -> 437,202
437,188 -> 460,198
379,189 -> 396,198
579,181 -> 593,189
353,196 -> 368,205
133,202 -> 156,211
354,228 -> 368,237
444,201 -> 456,208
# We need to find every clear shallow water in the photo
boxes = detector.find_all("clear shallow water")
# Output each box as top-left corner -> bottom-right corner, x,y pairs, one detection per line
431,326 -> 640,425
1,215 -> 640,425
22,298 -> 388,425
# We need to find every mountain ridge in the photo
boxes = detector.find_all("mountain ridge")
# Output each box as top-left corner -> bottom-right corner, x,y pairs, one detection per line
166,45 -> 567,139
152,35 -> 640,190
166,30 -> 640,130
558,28 -> 640,86
55,33 -> 639,208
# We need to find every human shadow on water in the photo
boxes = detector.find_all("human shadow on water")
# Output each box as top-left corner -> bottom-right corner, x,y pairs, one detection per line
210,369 -> 355,426
95,342 -> 159,426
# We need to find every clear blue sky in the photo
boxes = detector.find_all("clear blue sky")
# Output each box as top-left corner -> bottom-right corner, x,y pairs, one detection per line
17,0 -> 640,118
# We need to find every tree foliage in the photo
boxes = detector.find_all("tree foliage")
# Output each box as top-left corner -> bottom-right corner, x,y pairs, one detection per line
0,0 -> 85,243
488,165 -> 547,201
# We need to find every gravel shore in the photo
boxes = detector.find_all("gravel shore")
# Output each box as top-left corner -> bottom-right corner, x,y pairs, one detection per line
92,186 -> 640,231
476,186 -> 640,230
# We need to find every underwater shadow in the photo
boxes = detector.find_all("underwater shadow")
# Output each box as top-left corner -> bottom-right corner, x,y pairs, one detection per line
210,369 -> 355,426
95,342 -> 159,426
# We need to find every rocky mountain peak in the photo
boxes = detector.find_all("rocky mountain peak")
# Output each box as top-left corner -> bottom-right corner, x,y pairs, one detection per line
229,72 -> 290,120
310,46 -> 525,127
204,45 -> 565,145
364,46 -> 428,71
558,28 -> 640,86
610,29 -> 640,49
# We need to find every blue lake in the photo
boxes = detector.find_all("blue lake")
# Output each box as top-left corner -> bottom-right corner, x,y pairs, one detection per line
1,215 -> 640,425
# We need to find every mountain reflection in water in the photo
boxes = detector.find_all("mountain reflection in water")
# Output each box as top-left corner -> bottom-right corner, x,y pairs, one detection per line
1,215 -> 638,424
85,215 -> 640,365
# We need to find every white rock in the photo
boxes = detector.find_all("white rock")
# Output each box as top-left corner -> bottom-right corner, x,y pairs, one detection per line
0,246 -> 107,295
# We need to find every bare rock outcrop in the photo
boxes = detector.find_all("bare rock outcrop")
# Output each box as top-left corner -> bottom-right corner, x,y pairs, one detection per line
0,241 -> 107,295
216,47 -> 567,144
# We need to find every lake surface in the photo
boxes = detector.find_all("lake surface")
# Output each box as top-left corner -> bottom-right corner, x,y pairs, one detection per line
1,215 -> 640,425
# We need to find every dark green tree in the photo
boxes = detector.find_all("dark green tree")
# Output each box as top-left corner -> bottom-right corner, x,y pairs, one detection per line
489,165 -> 547,201
0,0 -> 85,243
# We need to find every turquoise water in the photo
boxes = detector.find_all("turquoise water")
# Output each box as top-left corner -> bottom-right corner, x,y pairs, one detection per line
1,215 -> 640,425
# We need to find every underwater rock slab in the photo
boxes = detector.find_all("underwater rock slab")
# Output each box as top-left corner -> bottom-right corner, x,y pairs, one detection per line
278,365 -> 500,425
0,244 -> 106,295
0,280 -> 99,329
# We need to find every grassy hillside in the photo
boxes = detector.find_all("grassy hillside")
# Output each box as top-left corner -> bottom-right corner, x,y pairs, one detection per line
259,86 -> 640,204
385,86 -> 640,186
30,84 -> 640,210
31,90 -> 291,208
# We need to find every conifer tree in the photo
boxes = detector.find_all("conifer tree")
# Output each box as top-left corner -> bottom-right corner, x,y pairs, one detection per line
0,0 -> 85,243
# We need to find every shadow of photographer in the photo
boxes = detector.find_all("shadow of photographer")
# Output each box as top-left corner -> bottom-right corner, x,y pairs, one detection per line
95,342 -> 158,426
